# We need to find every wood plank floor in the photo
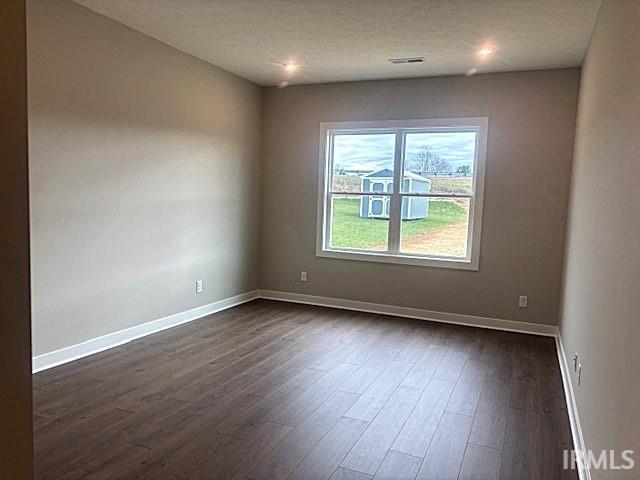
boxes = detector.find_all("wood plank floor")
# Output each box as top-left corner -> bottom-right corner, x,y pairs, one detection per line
33,300 -> 577,479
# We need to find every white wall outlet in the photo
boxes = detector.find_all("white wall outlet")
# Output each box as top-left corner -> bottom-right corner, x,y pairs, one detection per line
300,271 -> 308,282
577,363 -> 582,386
518,295 -> 528,308
196,280 -> 203,294
573,353 -> 579,372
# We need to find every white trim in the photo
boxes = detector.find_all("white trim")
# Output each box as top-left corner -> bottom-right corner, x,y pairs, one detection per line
555,334 -> 591,480
315,248 -> 479,270
388,130 -> 405,252
316,117 -> 488,271
257,289 -> 557,336
334,191 -> 472,198
32,290 -> 259,373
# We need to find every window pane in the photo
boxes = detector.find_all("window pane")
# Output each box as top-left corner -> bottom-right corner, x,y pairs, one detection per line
402,132 -> 476,195
331,133 -> 396,193
400,197 -> 470,257
330,195 -> 389,251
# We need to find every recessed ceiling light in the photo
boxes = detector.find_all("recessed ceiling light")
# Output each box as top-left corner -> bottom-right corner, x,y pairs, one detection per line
478,47 -> 494,57
465,68 -> 478,77
283,62 -> 298,73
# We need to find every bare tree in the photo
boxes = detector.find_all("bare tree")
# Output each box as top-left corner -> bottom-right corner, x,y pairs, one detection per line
456,164 -> 472,176
409,145 -> 451,175
436,158 -> 453,175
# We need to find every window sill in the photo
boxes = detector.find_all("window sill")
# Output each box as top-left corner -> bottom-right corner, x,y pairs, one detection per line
316,248 -> 479,271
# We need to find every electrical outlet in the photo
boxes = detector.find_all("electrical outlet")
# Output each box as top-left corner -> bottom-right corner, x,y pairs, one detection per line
577,363 -> 582,386
518,295 -> 528,308
300,271 -> 308,282
573,353 -> 579,372
196,280 -> 203,294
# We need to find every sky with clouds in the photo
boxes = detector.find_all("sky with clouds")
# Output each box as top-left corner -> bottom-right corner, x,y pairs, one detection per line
333,132 -> 476,172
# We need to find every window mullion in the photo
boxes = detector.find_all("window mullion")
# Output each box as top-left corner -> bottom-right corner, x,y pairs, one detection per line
387,131 -> 404,254
323,134 -> 335,250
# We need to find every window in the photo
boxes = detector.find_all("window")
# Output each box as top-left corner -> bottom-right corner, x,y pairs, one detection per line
316,118 -> 488,270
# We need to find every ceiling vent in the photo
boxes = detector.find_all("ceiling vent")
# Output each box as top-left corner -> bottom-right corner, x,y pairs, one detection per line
388,56 -> 425,64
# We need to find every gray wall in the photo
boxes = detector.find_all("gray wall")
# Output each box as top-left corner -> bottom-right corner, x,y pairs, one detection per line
560,1 -> 640,477
0,0 -> 33,477
28,0 -> 262,356
261,70 -> 580,325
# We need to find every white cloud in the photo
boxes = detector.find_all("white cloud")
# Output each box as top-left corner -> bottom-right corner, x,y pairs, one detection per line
333,131 -> 476,172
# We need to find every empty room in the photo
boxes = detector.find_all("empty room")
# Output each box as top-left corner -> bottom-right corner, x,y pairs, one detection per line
2,0 -> 639,479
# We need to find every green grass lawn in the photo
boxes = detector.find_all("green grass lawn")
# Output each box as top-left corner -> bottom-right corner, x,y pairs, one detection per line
331,197 -> 467,250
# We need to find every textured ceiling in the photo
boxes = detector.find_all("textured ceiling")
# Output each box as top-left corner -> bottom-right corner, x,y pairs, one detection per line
74,0 -> 601,86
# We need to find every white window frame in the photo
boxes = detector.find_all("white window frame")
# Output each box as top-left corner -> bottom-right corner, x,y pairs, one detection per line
316,117 -> 488,270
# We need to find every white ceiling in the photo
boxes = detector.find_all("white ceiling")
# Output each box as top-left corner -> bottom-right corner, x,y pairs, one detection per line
75,0 -> 601,86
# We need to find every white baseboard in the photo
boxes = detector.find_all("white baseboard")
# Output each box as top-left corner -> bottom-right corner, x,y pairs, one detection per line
32,290 -> 259,373
32,286 -> 587,479
257,289 -> 558,337
556,334 -> 590,480
31,289 -> 557,374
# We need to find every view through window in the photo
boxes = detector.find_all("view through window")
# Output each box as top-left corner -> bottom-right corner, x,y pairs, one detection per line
318,118 -> 487,269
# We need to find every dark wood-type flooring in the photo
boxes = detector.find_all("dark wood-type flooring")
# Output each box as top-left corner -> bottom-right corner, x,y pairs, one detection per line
33,300 -> 576,479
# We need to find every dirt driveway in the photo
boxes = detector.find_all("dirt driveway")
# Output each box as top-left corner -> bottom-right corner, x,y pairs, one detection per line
400,220 -> 468,257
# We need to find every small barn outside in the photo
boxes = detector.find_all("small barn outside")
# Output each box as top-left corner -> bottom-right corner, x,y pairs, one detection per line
359,168 -> 431,220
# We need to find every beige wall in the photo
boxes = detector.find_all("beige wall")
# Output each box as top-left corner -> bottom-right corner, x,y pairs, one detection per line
28,0 -> 262,356
0,0 -> 34,477
560,1 -> 640,477
261,70 -> 580,325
